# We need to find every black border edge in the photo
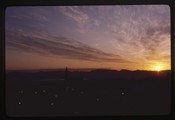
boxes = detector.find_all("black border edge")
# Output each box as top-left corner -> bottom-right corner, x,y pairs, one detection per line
171,1 -> 175,120
0,0 -> 175,120
0,1 -> 6,120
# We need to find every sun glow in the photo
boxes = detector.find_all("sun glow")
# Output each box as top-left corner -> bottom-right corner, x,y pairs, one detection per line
146,61 -> 168,71
153,63 -> 165,72
155,66 -> 161,72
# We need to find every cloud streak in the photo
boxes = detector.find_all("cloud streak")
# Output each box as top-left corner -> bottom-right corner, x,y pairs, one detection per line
6,30 -> 131,63
107,5 -> 170,62
59,6 -> 89,28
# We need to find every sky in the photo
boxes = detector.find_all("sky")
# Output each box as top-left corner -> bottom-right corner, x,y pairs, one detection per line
5,5 -> 170,71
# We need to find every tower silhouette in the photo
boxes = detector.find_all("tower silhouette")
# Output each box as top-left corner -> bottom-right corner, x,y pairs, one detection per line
65,66 -> 68,81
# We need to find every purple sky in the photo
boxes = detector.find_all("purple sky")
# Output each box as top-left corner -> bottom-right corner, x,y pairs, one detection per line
5,5 -> 170,70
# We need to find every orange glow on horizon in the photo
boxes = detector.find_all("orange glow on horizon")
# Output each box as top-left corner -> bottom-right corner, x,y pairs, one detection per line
155,66 -> 161,72
146,62 -> 170,71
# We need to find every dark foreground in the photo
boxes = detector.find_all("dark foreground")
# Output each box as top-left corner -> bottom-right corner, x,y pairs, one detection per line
6,70 -> 171,116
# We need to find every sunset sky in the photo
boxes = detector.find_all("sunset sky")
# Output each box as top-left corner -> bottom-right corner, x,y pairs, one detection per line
5,5 -> 170,71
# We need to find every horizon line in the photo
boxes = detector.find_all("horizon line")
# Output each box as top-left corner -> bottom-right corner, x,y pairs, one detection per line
6,67 -> 171,72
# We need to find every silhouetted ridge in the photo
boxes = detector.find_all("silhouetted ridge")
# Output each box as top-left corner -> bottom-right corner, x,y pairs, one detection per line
6,69 -> 170,81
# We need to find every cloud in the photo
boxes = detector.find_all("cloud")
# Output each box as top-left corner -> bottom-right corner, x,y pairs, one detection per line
140,24 -> 170,60
6,30 -> 131,63
57,5 -> 170,63
107,5 -> 170,62
6,6 -> 170,65
59,6 -> 89,27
